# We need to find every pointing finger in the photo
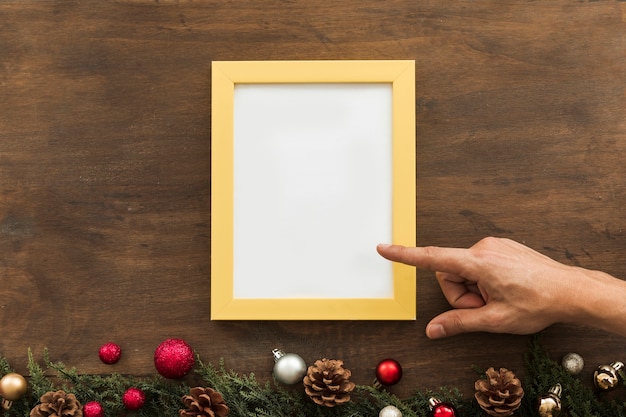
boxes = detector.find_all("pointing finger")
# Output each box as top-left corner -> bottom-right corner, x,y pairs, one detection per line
377,243 -> 475,275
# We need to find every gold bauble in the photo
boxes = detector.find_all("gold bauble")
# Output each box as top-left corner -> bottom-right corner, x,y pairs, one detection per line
593,361 -> 624,391
0,373 -> 27,400
537,384 -> 562,417
0,372 -> 27,410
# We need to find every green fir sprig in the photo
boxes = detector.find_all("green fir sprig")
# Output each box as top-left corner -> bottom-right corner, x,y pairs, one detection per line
522,336 -> 626,417
0,336 -> 624,416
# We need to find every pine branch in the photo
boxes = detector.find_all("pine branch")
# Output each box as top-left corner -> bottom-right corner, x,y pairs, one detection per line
523,334 -> 625,417
0,339 -> 622,417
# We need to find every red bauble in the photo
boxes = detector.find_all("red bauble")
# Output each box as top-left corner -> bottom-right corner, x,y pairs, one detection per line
123,387 -> 146,410
98,342 -> 122,364
429,397 -> 458,417
154,338 -> 195,379
83,401 -> 104,417
375,358 -> 403,386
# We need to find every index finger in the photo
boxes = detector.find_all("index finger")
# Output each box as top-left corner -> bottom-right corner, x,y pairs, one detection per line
376,243 -> 475,275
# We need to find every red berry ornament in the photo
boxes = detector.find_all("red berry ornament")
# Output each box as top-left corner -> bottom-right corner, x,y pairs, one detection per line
83,401 -> 104,417
429,397 -> 458,417
375,358 -> 403,386
154,338 -> 195,379
98,342 -> 122,364
123,387 -> 146,410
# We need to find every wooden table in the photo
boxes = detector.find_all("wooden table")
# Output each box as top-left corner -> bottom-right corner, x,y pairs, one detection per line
1,0 -> 625,400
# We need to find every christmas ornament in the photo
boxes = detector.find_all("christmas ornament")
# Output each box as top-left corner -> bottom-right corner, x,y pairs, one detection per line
537,383 -> 562,417
593,361 -> 624,391
98,342 -> 122,364
180,387 -> 230,417
272,348 -> 307,384
374,358 -> 403,387
154,338 -> 195,379
474,367 -> 524,417
30,390 -> 82,417
379,404 -> 402,417
123,387 -> 146,410
428,397 -> 458,417
561,352 -> 584,375
0,372 -> 27,410
83,401 -> 104,417
303,358 -> 355,407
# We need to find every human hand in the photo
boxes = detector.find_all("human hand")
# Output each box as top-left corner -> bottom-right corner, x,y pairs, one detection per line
377,237 -> 602,339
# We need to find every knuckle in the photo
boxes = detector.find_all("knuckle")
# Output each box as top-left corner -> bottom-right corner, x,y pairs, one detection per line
451,315 -> 466,333
476,236 -> 501,249
422,245 -> 440,258
421,246 -> 442,269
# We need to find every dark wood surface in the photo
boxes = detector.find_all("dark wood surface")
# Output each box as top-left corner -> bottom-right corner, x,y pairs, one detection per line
1,0 -> 625,399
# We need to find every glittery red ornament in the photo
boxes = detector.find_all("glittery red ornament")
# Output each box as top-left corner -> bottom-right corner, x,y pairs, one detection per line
83,401 -> 104,417
429,397 -> 458,417
375,358 -> 403,386
123,387 -> 146,410
98,342 -> 122,364
154,338 -> 195,379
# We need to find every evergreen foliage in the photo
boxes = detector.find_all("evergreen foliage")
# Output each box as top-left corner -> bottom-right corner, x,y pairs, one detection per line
0,336 -> 623,416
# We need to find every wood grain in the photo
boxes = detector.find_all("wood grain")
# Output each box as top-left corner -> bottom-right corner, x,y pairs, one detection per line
1,0 -> 625,399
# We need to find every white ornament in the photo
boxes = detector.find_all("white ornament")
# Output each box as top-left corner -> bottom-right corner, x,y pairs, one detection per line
561,352 -> 584,375
272,349 -> 307,384
379,405 -> 402,417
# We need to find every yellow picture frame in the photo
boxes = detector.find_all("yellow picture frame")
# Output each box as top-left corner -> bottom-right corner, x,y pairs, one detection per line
211,60 -> 415,320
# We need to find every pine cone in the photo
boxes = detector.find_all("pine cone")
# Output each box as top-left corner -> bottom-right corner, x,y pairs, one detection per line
475,367 -> 524,417
30,390 -> 83,417
179,387 -> 229,417
303,358 -> 356,407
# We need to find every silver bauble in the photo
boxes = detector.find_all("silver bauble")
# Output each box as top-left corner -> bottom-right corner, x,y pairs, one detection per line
379,405 -> 402,417
272,349 -> 307,385
561,352 -> 584,375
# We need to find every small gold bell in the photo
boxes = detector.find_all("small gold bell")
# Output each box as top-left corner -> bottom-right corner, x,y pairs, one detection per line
593,361 -> 624,391
537,383 -> 562,417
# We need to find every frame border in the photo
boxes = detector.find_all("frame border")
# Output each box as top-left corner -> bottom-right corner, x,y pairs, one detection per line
211,60 -> 415,320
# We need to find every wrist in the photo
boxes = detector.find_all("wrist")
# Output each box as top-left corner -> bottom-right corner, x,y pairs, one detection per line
564,268 -> 626,335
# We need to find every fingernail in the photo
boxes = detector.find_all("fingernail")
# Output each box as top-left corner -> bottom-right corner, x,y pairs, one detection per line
377,243 -> 391,249
426,323 -> 446,339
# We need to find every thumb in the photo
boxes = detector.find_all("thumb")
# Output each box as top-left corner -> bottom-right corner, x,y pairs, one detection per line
426,308 -> 489,339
